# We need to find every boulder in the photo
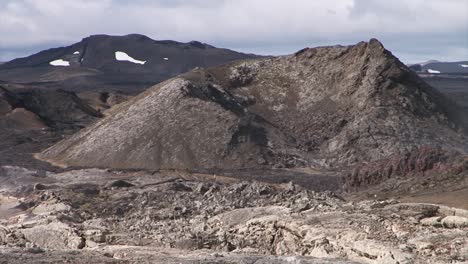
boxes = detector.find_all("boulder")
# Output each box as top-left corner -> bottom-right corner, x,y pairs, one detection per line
420,216 -> 442,227
441,216 -> 468,228
21,222 -> 84,249
32,202 -> 71,216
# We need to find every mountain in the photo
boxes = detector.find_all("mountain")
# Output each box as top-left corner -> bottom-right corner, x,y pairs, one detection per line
409,61 -> 468,74
37,39 -> 468,173
0,34 -> 258,93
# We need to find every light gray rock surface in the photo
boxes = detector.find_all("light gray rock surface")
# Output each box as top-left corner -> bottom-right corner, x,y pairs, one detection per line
0,168 -> 466,263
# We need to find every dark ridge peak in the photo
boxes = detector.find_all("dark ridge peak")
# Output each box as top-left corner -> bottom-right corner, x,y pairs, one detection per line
369,38 -> 384,48
367,38 -> 388,56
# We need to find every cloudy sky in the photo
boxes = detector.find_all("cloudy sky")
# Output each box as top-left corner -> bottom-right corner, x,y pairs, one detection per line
0,0 -> 467,63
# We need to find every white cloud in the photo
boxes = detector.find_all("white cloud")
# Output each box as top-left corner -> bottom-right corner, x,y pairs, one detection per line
0,0 -> 466,62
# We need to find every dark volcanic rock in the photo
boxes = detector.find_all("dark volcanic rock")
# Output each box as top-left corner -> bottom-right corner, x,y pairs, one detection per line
1,85 -> 102,130
0,84 -> 103,169
37,39 -> 467,173
15,88 -> 102,129
0,34 -> 258,93
0,86 -> 22,115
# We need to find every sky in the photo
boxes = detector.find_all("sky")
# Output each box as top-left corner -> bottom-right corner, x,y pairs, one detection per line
0,0 -> 467,63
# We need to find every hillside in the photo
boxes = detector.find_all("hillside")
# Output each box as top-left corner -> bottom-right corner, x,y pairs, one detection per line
38,39 -> 468,174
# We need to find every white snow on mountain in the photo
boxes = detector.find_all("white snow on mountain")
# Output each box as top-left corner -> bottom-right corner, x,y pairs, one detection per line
460,64 -> 468,68
427,69 -> 441,74
115,51 -> 146,65
164,58 -> 169,61
49,59 -> 70,66
73,51 -> 80,55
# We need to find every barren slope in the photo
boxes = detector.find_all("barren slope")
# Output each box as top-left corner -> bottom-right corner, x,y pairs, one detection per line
38,39 -> 467,172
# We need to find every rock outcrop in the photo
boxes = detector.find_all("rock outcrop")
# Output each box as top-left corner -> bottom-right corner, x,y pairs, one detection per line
38,39 -> 467,172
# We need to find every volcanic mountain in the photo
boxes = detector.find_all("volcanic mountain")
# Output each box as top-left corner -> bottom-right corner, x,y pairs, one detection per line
0,34 -> 257,93
38,39 -> 468,173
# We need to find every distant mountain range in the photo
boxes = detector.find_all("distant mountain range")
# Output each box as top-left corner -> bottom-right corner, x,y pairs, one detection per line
0,34 -> 257,93
409,61 -> 468,75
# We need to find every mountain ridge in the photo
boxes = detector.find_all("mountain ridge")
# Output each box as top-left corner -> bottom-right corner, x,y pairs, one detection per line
0,34 -> 258,93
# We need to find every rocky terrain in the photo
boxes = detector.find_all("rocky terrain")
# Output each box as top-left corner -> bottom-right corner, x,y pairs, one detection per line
0,34 -> 257,93
1,39 -> 467,263
0,166 -> 467,263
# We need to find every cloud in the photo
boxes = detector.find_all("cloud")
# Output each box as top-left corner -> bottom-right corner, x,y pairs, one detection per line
0,0 -> 466,62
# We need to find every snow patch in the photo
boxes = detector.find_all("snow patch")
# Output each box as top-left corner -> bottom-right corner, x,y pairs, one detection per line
115,51 -> 146,65
163,58 -> 169,61
49,59 -> 70,66
460,64 -> 468,68
427,69 -> 441,74
73,51 -> 80,55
